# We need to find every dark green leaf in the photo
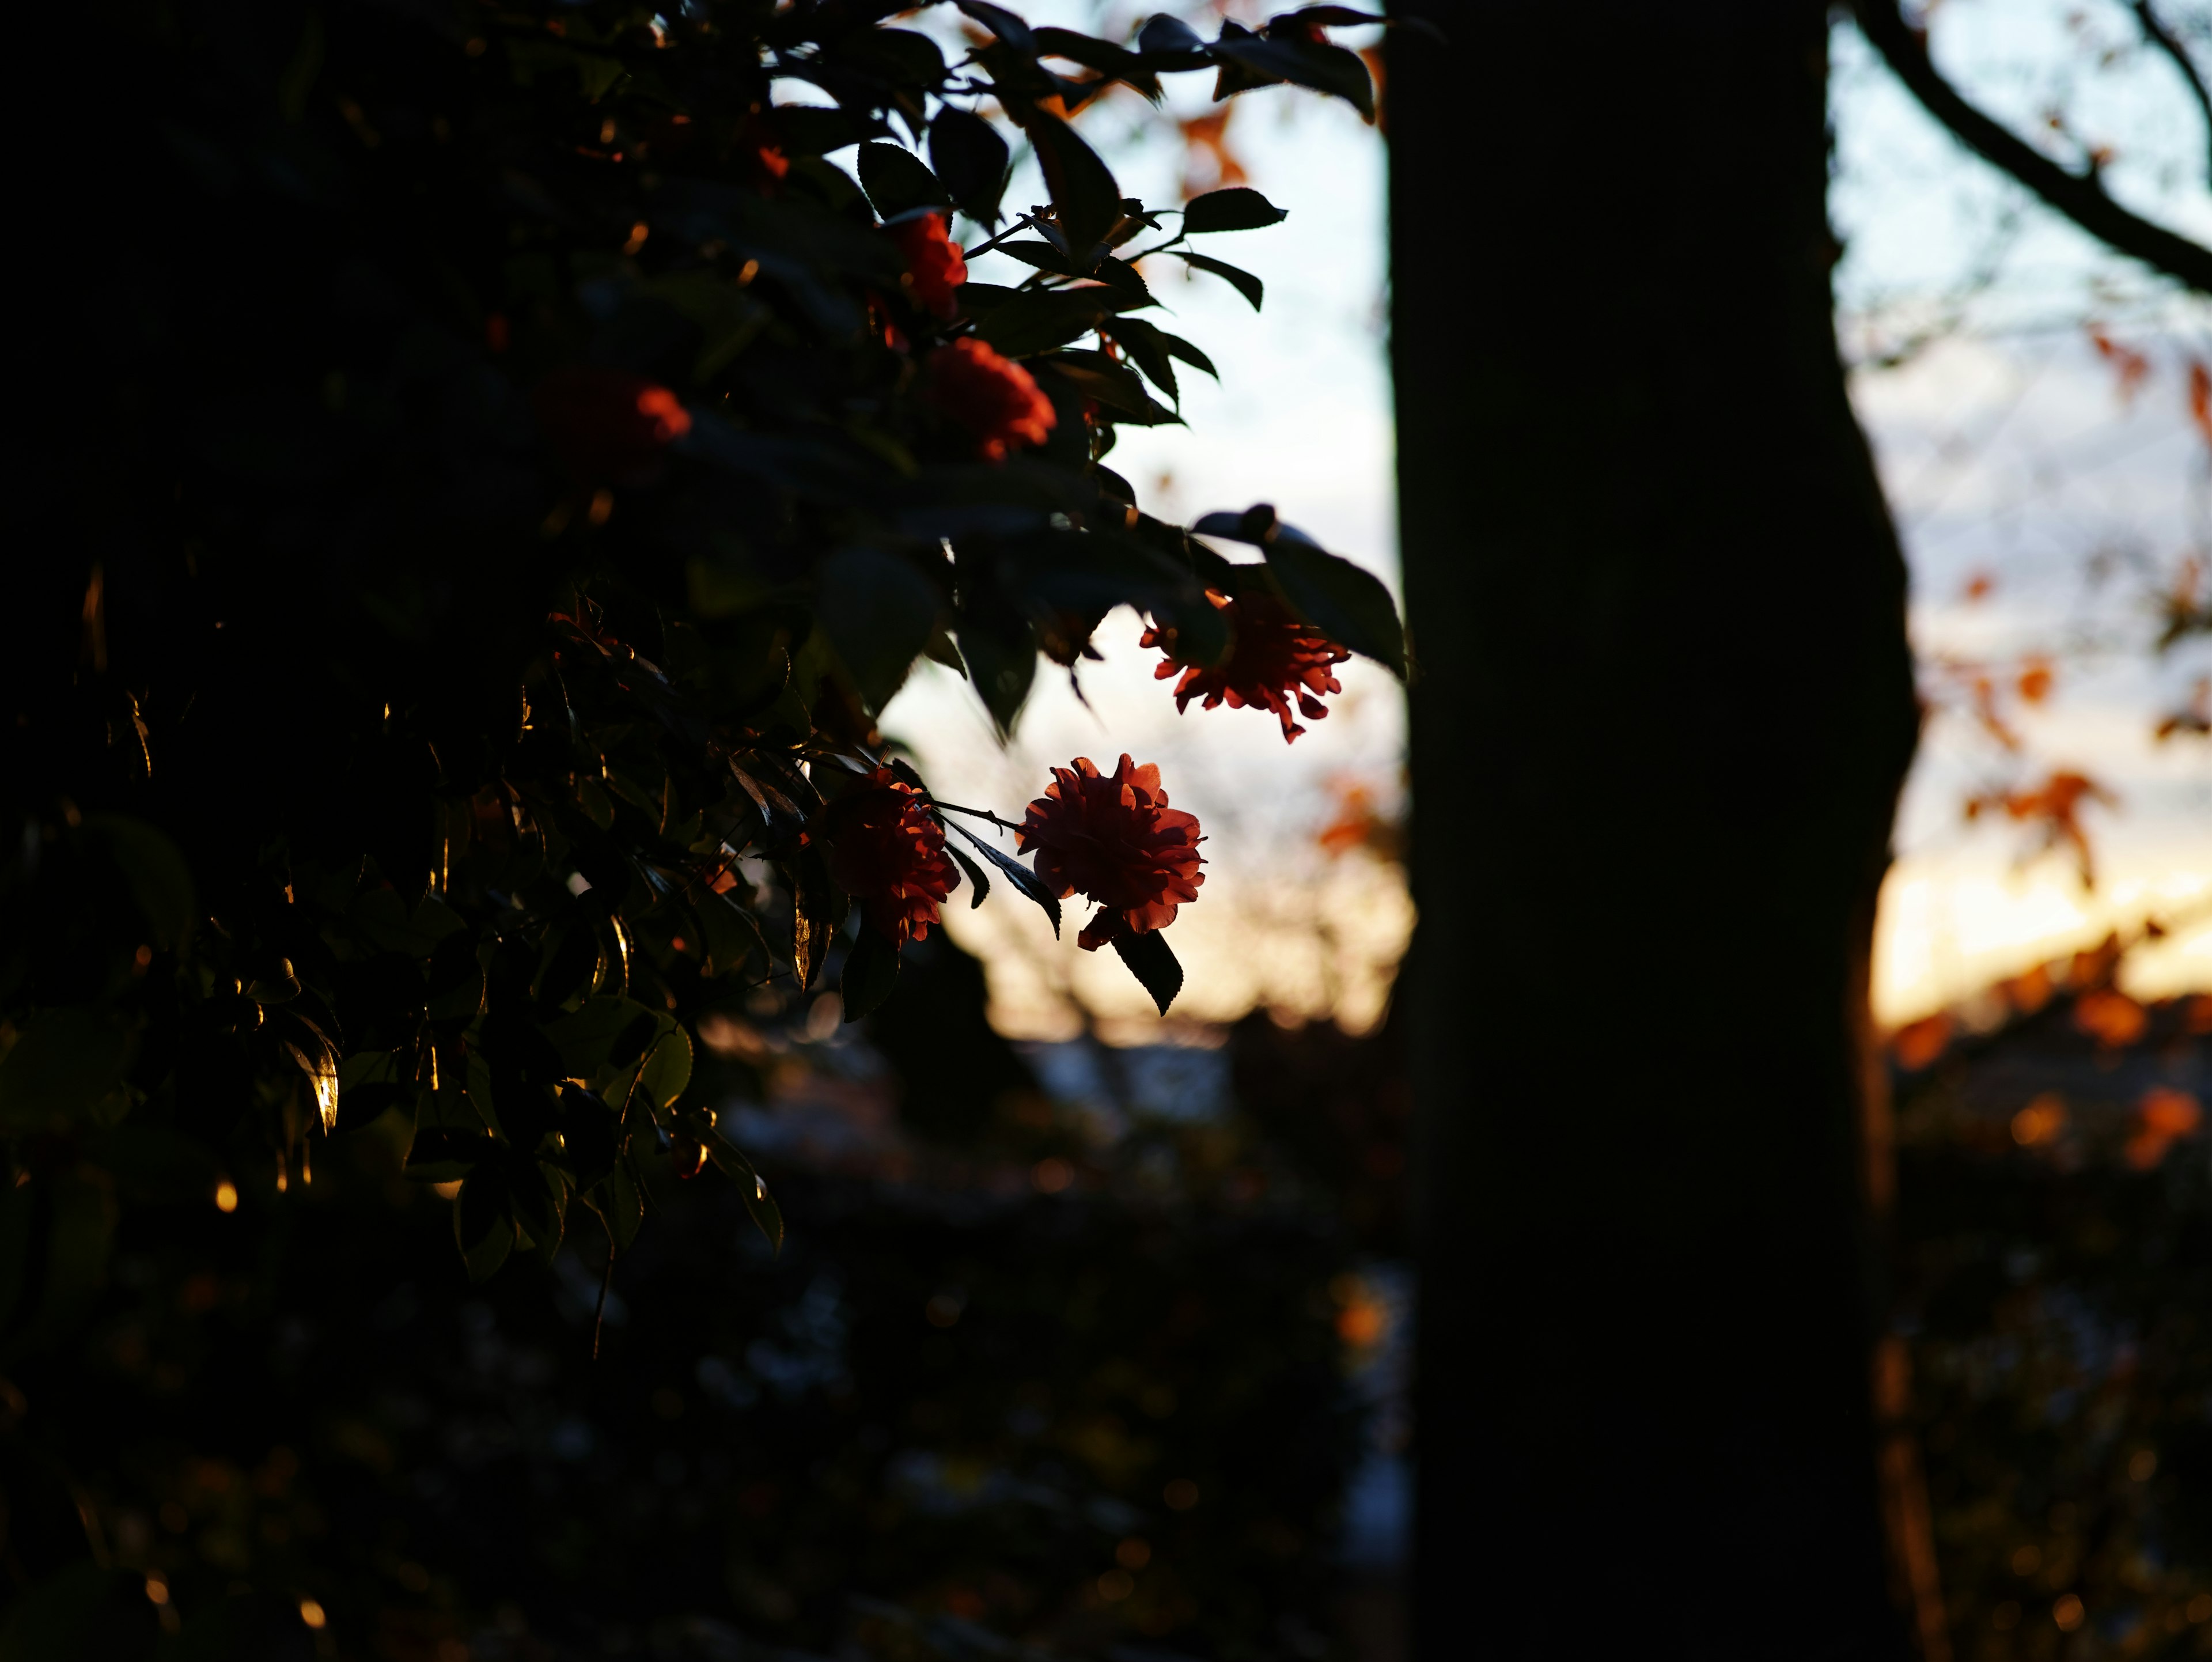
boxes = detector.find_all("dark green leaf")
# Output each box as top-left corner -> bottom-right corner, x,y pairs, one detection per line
589,1155 -> 646,1255
0,1008 -> 135,1133
787,845 -> 843,992
857,141 -> 951,219
930,109 -> 1012,224
1211,28 -> 1374,119
973,288 -> 1111,355
771,104 -> 874,157
1031,28 -> 1162,101
1159,330 -> 1219,378
953,0 -> 1033,51
1183,187 -> 1289,233
1173,250 -> 1263,310
455,1167 -> 515,1284
1111,929 -> 1183,1015
1023,112 -> 1123,260
1094,464 -> 1139,505
637,1028 -> 694,1112
994,240 -> 1077,275
817,547 -> 939,711
351,885 -> 467,957
1147,583 -> 1233,667
1101,316 -> 1178,403
1263,536 -> 1406,675
85,813 -> 196,952
953,612 -> 1038,733
846,28 -> 945,89
425,932 -> 486,1025
404,1127 -> 498,1183
542,996 -> 668,1082
946,820 -> 1060,937
1037,353 -> 1178,423
840,925 -> 900,1021
698,1125 -> 783,1254
1137,14 -> 1206,53
512,1159 -> 566,1261
692,891 -> 767,980
942,841 -> 991,908
336,1048 -> 412,1130
1092,255 -> 1153,304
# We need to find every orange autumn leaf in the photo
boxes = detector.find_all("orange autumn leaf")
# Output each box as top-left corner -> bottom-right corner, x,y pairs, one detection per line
2016,656 -> 2054,705
1315,779 -> 1404,863
2010,1093 -> 2066,1148
1336,1300 -> 1386,1347
2088,330 -> 2150,405
2073,987 -> 2146,1048
1965,770 -> 2116,887
1999,963 -> 2053,1016
2126,1086 -> 2199,1169
2156,676 -> 2211,742
1962,570 -> 1995,603
1968,675 -> 2022,751
1893,1013 -> 1952,1071
2139,1086 -> 2202,1141
1361,45 -> 1389,133
2191,359 -> 2212,451
1178,107 -> 1247,197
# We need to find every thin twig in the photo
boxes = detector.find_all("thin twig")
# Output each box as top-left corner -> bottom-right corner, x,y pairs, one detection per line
1853,0 -> 2212,294
961,211 -> 1048,261
2132,0 -> 2212,187
930,799 -> 1024,831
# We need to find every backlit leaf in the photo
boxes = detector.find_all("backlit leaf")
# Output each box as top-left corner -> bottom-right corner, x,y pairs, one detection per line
947,821 -> 1060,937
1111,929 -> 1183,1014
858,141 -> 951,220
841,925 -> 900,1021
817,547 -> 939,711
1173,250 -> 1263,311
974,289 -> 1111,355
930,108 -> 1012,224
1023,111 -> 1123,260
1183,187 -> 1287,233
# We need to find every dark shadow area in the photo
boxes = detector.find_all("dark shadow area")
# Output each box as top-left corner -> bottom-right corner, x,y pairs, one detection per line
0,936 -> 1415,1661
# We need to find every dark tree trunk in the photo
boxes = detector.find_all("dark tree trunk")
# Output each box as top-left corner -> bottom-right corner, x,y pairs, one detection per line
1388,4 -> 1922,1656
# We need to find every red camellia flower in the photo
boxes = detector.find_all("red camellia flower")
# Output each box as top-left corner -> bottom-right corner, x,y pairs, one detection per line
533,366 -> 692,485
821,768 -> 959,946
1017,755 -> 1205,951
923,338 -> 1057,461
889,212 -> 968,321
1140,586 -> 1350,743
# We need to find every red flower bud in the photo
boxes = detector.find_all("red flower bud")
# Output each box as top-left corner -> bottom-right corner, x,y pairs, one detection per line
821,768 -> 959,946
922,338 -> 1056,462
1141,587 -> 1350,743
1017,755 -> 1204,951
888,212 -> 968,321
533,366 -> 692,486
671,1133 -> 710,1179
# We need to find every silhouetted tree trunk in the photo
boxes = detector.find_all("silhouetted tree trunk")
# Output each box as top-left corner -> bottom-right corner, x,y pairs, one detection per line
1389,4 -> 1921,1656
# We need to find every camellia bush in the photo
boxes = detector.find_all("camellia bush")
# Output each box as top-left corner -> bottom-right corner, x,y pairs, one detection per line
0,0 -> 1407,1306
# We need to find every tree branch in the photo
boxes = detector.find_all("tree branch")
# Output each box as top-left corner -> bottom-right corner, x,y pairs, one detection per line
2132,0 -> 2212,187
1851,0 -> 2212,296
